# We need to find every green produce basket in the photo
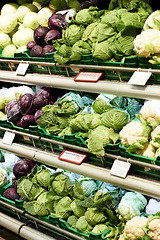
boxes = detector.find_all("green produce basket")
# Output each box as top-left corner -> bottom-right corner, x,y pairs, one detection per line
138,57 -> 160,84
93,56 -> 138,81
45,51 -> 69,76
22,50 -> 50,74
38,127 -> 65,152
58,218 -> 110,240
130,152 -> 160,178
0,119 -> 11,137
119,144 -> 132,159
49,214 -> 61,228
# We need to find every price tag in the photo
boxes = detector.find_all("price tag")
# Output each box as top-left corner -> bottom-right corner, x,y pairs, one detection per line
74,71 -> 103,82
58,149 -> 87,165
110,160 -> 131,178
2,131 -> 15,145
128,70 -> 152,86
16,62 -> 29,76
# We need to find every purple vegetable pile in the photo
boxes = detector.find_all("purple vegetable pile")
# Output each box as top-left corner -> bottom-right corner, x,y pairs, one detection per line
6,87 -> 63,128
27,13 -> 67,57
3,158 -> 37,201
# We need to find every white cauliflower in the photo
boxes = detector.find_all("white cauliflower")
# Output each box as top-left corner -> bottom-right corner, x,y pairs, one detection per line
150,125 -> 160,149
120,121 -> 148,146
148,218 -> 160,240
146,199 -> 160,216
139,100 -> 160,127
134,29 -> 160,58
122,216 -> 148,240
143,10 -> 160,30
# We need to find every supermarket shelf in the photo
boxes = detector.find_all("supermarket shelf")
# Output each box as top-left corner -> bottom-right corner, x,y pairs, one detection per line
0,138 -> 160,199
1,70 -> 160,100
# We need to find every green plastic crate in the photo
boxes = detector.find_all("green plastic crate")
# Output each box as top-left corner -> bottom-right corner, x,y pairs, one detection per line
93,56 -> 138,81
138,57 -> 160,84
45,51 -> 68,76
49,214 -> 61,228
22,51 -> 50,74
119,144 -> 132,159
0,119 -> 10,137
59,218 -> 110,240
130,152 -> 160,178
38,127 -> 65,152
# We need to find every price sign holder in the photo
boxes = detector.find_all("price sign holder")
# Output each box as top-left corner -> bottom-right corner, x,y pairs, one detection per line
128,69 -> 152,86
58,149 -> 87,165
16,62 -> 29,76
74,71 -> 103,82
2,131 -> 15,145
110,159 -> 131,178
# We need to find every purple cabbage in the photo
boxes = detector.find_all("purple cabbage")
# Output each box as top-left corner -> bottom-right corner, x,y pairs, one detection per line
44,30 -> 61,45
34,26 -> 50,46
43,45 -> 56,55
30,45 -> 44,57
6,100 -> 22,123
27,41 -> 37,50
13,158 -> 36,179
17,115 -> 36,129
48,14 -> 67,31
17,93 -> 35,115
3,188 -> 20,201
33,87 -> 53,109
34,108 -> 43,124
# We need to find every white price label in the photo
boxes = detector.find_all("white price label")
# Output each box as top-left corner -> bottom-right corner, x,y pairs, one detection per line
110,160 -> 131,178
16,63 -> 29,76
74,71 -> 103,82
128,71 -> 152,86
2,131 -> 15,145
58,150 -> 87,165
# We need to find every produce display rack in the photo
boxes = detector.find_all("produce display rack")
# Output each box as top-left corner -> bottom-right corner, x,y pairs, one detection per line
1,58 -> 160,239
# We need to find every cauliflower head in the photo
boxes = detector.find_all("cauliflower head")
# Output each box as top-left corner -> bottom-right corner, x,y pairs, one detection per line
119,121 -> 151,153
139,100 -> 160,127
134,29 -> 160,58
123,216 -> 148,240
148,218 -> 160,240
135,142 -> 156,159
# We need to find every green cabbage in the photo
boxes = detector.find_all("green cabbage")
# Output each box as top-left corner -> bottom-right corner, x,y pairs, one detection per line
12,28 -> 34,47
101,109 -> 130,132
2,44 -> 17,57
92,98 -> 112,114
70,40 -> 92,62
0,33 -> 12,49
0,13 -> 17,34
63,24 -> 85,46
92,224 -> 108,234
92,37 -> 114,61
33,165 -> 52,189
53,196 -> 72,219
0,167 -> 8,187
34,191 -> 55,216
16,3 -> 38,23
67,215 -> 78,228
85,207 -> 108,226
37,7 -> 53,27
23,12 -> 39,30
49,172 -> 73,197
76,216 -> 93,234
70,200 -> 86,217
1,3 -> 19,15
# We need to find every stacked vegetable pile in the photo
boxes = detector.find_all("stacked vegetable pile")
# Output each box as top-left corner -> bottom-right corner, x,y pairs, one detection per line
1,154 -> 160,239
52,2 -> 153,64
0,0 -> 80,57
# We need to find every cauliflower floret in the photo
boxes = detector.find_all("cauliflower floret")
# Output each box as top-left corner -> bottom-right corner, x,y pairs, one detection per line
151,125 -> 160,139
139,100 -> 160,127
146,199 -> 160,216
123,216 -> 148,240
143,10 -> 160,30
118,234 -> 125,240
148,218 -> 160,240
134,29 -> 160,57
119,121 -> 148,146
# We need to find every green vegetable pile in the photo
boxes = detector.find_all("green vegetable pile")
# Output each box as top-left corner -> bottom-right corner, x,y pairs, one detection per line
16,164 -> 124,237
38,92 -> 143,156
53,3 -> 152,64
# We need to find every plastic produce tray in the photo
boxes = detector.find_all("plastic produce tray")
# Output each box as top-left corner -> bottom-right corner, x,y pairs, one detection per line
0,49 -> 19,71
0,119 -> 12,137
138,57 -> 160,84
93,56 -> 138,81
38,127 -> 65,152
130,152 -> 160,178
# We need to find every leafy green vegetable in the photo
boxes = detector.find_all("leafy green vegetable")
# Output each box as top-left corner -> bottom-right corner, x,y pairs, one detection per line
92,98 -> 112,114
76,216 -> 93,234
70,200 -> 86,217
49,172 -> 73,197
53,196 -> 72,219
63,24 -> 85,46
92,37 -> 114,61
34,191 -> 55,216
32,165 -> 52,189
70,40 -> 92,61
101,109 -> 130,132
67,215 -> 78,228
92,224 -> 109,234
85,207 -> 108,226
